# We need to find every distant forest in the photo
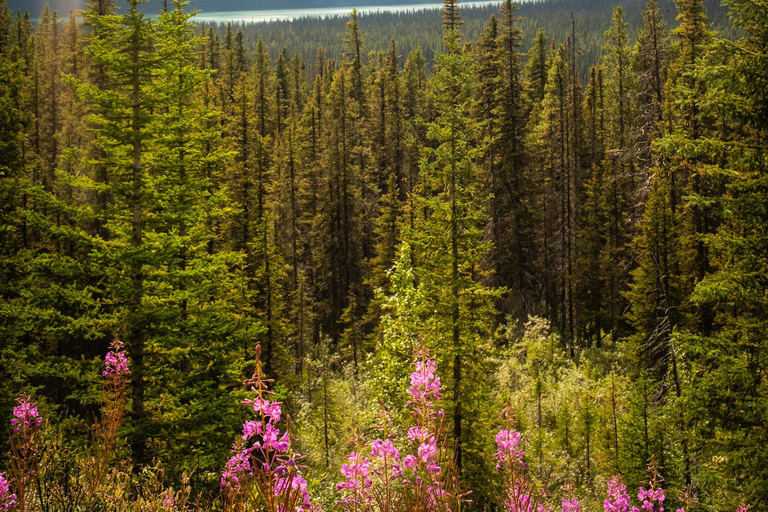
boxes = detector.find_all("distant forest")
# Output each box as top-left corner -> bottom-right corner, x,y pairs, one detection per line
10,0 -> 481,15
195,0 -> 733,83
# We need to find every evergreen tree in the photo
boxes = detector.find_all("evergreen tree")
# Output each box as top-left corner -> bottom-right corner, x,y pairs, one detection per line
676,0 -> 768,503
64,0 -> 253,469
634,0 -> 669,168
601,4 -> 635,338
409,8 -> 500,492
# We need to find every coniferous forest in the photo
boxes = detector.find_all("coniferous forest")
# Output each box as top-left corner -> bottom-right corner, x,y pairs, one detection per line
0,0 -> 766,511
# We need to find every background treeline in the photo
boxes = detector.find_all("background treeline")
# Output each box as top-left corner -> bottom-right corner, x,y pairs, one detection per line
11,0 -> 476,15
0,0 -> 766,511
198,0 -> 734,83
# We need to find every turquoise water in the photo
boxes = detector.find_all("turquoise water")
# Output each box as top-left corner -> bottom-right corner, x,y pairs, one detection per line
194,1 -> 500,23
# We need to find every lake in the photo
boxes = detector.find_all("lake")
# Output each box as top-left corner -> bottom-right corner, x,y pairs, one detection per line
194,1 -> 501,23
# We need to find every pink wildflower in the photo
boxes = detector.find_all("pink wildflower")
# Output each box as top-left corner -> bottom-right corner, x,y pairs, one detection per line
605,476 -> 632,512
103,337 -> 130,377
11,395 -> 42,433
243,420 -> 262,440
636,460 -> 666,512
409,358 -> 442,402
506,488 -> 536,512
495,429 -> 524,469
221,448 -> 252,490
161,493 -> 176,511
244,397 -> 283,423
276,473 -> 312,508
0,473 -> 16,511
563,498 -> 580,512
370,439 -> 399,461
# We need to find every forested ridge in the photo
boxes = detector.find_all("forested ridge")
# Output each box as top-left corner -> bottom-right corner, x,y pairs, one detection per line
0,0 -> 766,511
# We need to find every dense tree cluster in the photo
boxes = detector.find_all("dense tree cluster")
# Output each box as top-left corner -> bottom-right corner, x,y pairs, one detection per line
0,0 -> 766,510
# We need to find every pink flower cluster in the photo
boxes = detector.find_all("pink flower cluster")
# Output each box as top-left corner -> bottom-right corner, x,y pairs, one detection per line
638,486 -> 665,512
161,493 -> 176,511
370,439 -> 400,467
505,489 -> 549,512
337,346 -> 460,512
562,498 -> 580,512
336,436 -> 404,510
604,472 -> 667,512
11,395 -> 42,433
221,345 -> 318,512
0,473 -> 16,510
222,391 -> 292,489
402,427 -> 440,476
408,359 -> 442,403
495,429 -> 524,470
494,405 -> 545,512
336,450 -> 373,507
605,476 -> 631,512
221,448 -> 252,490
103,337 -> 130,377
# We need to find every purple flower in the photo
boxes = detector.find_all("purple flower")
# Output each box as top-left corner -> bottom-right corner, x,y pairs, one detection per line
243,397 -> 282,423
222,345 -> 320,512
221,448 -> 253,489
263,423 -> 290,452
243,420 -> 262,440
0,473 -> 16,511
161,494 -> 176,511
506,488 -> 536,512
338,452 -> 372,490
563,498 -> 580,512
403,454 -> 418,470
11,395 -> 42,433
495,428 -> 524,468
370,439 -> 400,461
637,482 -> 665,512
276,473 -> 312,507
605,476 -> 631,512
409,359 -> 442,402
417,439 -> 437,464
103,337 -> 130,377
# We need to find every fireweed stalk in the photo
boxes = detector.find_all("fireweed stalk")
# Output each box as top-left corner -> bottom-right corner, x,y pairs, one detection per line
337,345 -> 464,512
604,476 -> 632,512
336,429 -> 375,512
7,394 -> 42,512
402,346 -> 465,512
0,473 -> 16,510
98,336 -> 131,467
222,345 -> 318,512
561,484 -> 579,512
604,461 -> 675,512
636,459 -> 666,512
494,404 -> 547,512
336,413 -> 404,512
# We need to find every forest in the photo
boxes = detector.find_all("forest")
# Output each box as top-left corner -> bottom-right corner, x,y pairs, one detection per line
0,0 -> 766,510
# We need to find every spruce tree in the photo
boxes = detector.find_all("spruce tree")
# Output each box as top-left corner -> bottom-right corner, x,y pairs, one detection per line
409,7 -> 500,489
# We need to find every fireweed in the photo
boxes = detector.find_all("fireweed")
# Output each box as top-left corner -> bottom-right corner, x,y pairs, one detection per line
603,462 -> 670,512
561,484 -> 579,512
494,405 -> 548,512
7,394 -> 42,512
0,473 -> 16,510
97,336 -> 131,468
222,344 -> 319,512
337,346 -> 465,512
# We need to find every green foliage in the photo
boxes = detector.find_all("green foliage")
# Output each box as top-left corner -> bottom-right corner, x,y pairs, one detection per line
1,0 -> 767,510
